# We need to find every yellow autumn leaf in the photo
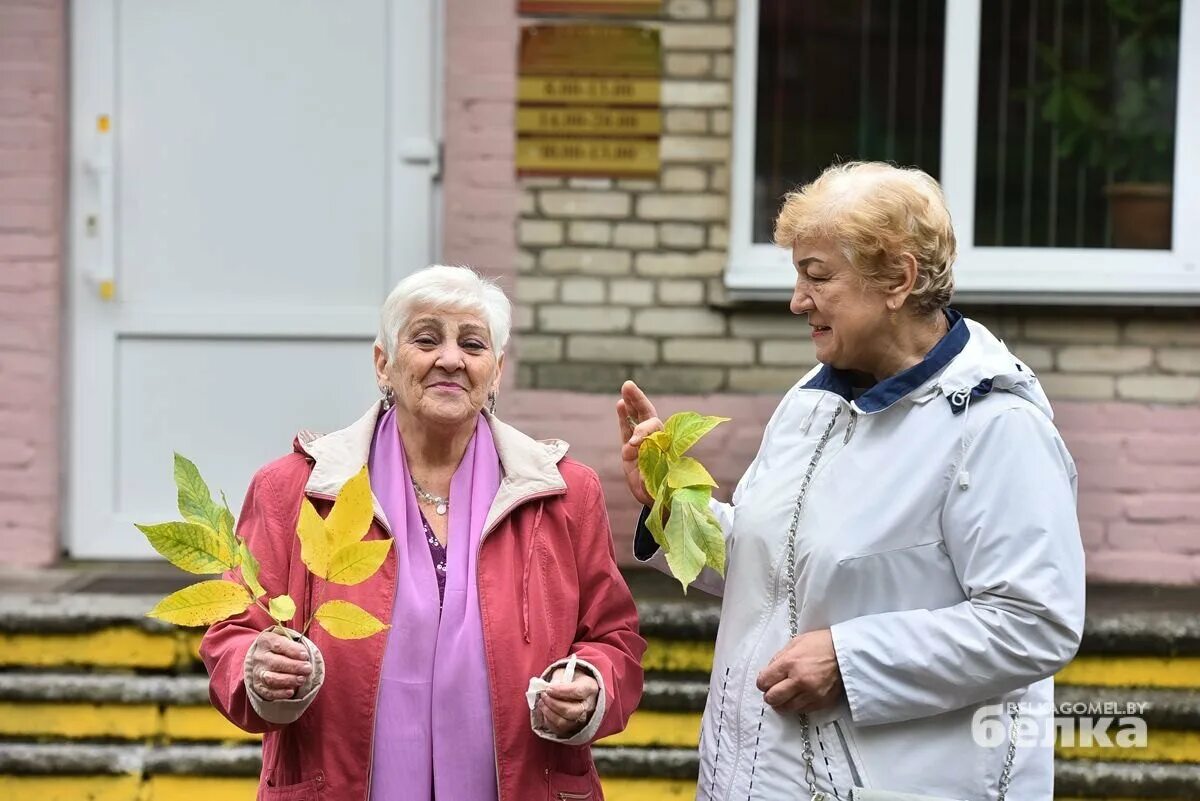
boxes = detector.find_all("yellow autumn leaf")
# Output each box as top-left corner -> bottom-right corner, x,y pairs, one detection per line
326,539 -> 393,586
135,521 -> 236,574
297,498 -> 331,578
146,580 -> 251,627
268,594 -> 296,624
314,600 -> 389,640
325,466 -> 375,553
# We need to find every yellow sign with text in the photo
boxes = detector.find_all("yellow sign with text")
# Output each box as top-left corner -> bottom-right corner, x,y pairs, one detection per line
517,76 -> 660,107
517,25 -> 661,178
516,137 -> 660,177
518,0 -> 662,18
517,106 -> 662,136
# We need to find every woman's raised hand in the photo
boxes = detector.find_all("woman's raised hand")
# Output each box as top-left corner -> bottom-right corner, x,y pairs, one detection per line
616,380 -> 663,508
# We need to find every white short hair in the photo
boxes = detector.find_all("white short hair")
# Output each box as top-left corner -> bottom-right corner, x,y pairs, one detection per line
376,265 -> 512,360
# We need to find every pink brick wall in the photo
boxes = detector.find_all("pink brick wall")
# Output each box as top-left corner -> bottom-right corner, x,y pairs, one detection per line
503,395 -> 1200,584
0,0 -> 65,567
443,0 -> 1200,584
0,0 -> 1195,581
442,0 -> 519,301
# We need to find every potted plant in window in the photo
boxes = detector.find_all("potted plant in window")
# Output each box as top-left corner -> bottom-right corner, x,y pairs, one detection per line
1033,0 -> 1179,249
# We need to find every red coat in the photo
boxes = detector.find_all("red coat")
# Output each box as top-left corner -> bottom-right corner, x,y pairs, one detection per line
201,405 -> 645,801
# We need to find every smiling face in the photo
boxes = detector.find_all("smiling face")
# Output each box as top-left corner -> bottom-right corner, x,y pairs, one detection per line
789,239 -> 896,376
374,308 -> 503,429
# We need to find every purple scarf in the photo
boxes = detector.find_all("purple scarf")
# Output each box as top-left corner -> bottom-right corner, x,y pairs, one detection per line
367,407 -> 501,801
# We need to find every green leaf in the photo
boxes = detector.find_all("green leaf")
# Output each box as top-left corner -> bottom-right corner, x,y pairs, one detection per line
637,438 -> 669,497
268,594 -> 296,624
238,540 -> 266,599
325,466 -> 375,553
675,487 -> 725,576
645,488 -> 671,553
325,539 -> 394,586
173,453 -> 224,532
135,521 -> 236,574
662,516 -> 706,593
218,491 -> 238,567
662,412 -> 730,458
661,487 -> 727,591
147,580 -> 251,627
666,456 -> 717,490
314,599 -> 390,640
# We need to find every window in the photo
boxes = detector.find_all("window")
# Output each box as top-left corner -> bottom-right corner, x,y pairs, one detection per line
728,0 -> 1200,302
752,1 -> 945,244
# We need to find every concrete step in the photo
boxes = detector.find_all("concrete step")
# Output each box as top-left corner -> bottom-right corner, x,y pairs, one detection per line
2,672 -> 1196,756
1,742 -> 1198,799
4,585 -> 1199,654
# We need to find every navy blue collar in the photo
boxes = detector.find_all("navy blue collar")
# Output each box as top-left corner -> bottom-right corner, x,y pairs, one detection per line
801,308 -> 968,413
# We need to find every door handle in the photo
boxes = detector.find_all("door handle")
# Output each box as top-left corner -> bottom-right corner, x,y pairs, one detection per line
397,137 -> 441,178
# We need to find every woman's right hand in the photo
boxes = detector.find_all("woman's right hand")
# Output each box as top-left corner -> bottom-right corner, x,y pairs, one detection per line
616,380 -> 663,508
247,629 -> 313,701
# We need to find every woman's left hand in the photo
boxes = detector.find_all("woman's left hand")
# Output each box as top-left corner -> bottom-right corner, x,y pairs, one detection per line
535,667 -> 600,738
756,629 -> 844,713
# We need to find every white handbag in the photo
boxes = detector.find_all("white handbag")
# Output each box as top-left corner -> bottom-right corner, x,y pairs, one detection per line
782,413 -> 1019,801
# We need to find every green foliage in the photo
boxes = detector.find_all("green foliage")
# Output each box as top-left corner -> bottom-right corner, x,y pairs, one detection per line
639,412 -> 730,591
1028,0 -> 1179,183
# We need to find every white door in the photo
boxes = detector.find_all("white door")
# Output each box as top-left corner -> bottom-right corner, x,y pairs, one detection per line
69,1 -> 439,558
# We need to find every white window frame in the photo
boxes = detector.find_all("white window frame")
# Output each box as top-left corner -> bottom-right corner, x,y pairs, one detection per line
727,0 -> 1200,304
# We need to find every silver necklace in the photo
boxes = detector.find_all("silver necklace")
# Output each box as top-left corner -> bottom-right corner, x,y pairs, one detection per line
410,478 -> 448,516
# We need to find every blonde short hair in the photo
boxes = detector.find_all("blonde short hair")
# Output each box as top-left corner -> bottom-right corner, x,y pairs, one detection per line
376,265 -> 512,361
773,161 -> 956,315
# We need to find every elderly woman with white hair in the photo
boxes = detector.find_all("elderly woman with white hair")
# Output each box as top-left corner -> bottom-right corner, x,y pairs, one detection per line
618,162 -> 1085,800
202,265 -> 645,801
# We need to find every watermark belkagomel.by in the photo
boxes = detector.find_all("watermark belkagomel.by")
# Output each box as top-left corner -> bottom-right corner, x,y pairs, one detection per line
972,702 -> 1150,749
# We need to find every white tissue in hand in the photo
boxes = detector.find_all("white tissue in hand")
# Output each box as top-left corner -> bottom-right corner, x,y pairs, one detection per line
525,653 -> 576,710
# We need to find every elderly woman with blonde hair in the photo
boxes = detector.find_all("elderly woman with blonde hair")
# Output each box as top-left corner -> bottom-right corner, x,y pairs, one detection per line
618,162 -> 1084,800
202,265 -> 644,801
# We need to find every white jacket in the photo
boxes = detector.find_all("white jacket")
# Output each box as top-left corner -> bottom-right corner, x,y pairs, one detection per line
636,314 -> 1085,801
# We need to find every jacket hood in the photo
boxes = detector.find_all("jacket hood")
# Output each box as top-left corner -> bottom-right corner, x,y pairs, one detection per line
939,318 -> 1054,420
293,401 -> 570,534
800,310 -> 1053,421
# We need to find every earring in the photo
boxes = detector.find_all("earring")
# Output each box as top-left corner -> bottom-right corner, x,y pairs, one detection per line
488,392 -> 497,415
380,385 -> 395,409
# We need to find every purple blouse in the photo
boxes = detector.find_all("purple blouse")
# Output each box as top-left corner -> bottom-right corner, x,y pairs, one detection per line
421,513 -> 448,605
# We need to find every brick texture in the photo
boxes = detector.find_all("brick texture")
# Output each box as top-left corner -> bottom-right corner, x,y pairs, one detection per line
0,0 -> 65,567
2,0 -> 1191,582
485,0 -> 1199,583
500,393 -> 1200,583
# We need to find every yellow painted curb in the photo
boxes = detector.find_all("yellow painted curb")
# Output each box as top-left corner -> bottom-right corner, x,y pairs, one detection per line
0,775 -> 140,801
643,637 -> 714,673
0,702 -> 158,740
162,706 -> 259,742
601,710 -> 702,748
644,638 -> 1200,690
0,775 -> 699,801
1057,728 -> 1200,764
0,629 -> 180,670
602,777 -> 697,799
0,775 -> 1170,801
1058,656 -> 1200,689
145,775 -> 257,801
